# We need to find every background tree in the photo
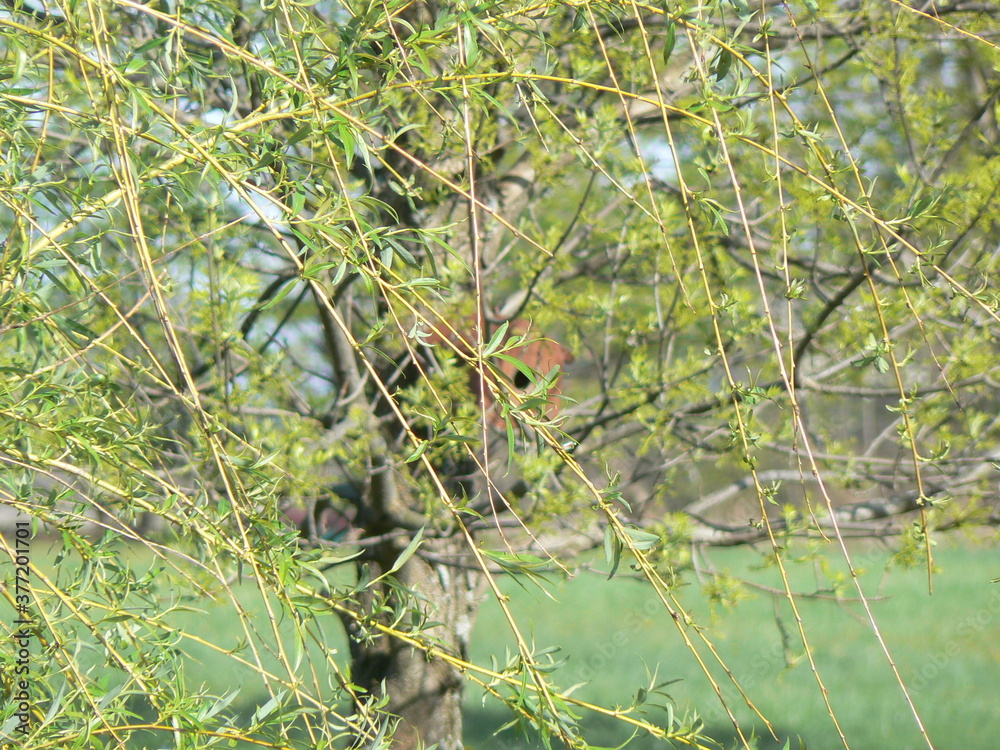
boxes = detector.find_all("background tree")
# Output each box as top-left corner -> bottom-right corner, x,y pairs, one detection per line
1,1 -> 999,749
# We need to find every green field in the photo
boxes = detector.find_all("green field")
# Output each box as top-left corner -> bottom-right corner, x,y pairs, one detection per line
7,538 -> 995,749
465,540 -> 1000,750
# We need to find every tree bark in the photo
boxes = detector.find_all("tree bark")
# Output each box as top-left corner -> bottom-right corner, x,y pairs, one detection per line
342,534 -> 484,750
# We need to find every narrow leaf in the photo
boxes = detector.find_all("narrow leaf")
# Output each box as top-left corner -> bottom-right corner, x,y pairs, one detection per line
662,23 -> 676,66
495,352 -> 536,386
404,440 -> 428,463
624,526 -> 661,550
605,525 -> 623,579
483,320 -> 509,357
388,526 -> 425,574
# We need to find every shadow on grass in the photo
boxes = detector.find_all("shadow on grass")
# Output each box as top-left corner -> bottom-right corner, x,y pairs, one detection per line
463,704 -> 804,750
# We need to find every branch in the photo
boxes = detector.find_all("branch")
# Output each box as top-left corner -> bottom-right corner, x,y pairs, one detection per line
684,470 -> 821,516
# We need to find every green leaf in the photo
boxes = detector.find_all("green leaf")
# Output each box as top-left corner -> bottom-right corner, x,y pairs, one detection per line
201,689 -> 239,721
286,123 -> 312,147
713,48 -> 732,81
387,526 -> 424,575
662,23 -> 676,66
399,277 -> 441,288
253,691 -> 284,724
605,524 -> 623,579
481,549 -> 548,570
495,352 -> 536,386
260,277 -> 298,310
623,526 -> 660,550
483,320 -> 509,357
404,439 -> 428,463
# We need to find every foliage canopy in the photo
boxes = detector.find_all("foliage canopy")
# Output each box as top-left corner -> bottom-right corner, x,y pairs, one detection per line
1,0 -> 999,748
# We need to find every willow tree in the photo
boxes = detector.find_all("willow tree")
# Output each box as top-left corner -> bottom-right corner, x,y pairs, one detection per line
1,0 -> 998,748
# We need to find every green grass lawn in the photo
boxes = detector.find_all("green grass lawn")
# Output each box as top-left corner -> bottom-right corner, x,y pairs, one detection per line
464,539 -> 1000,750
7,536 -> 995,749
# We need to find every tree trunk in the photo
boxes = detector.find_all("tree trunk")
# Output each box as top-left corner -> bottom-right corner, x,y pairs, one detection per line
342,535 -> 484,750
